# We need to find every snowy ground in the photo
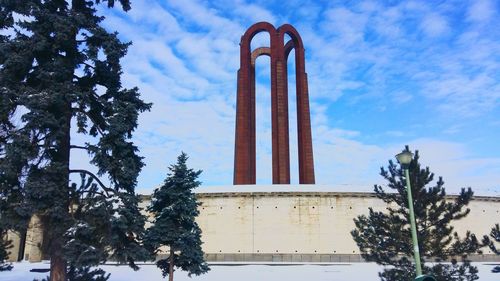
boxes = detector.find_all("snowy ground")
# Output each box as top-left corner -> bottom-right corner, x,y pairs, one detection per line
2,261 -> 499,281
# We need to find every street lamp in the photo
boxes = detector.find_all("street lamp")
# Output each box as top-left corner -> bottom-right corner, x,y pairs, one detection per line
395,149 -> 423,277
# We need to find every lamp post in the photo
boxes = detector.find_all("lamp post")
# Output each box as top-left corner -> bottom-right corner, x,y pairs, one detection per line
395,149 -> 423,277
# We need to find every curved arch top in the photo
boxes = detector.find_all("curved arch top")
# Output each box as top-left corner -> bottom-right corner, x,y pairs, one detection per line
284,40 -> 295,60
251,47 -> 271,65
240,22 -> 304,50
241,21 -> 277,45
234,22 -> 315,185
277,24 -> 304,50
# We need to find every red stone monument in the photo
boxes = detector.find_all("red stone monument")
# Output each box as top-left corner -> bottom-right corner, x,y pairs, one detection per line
234,22 -> 315,185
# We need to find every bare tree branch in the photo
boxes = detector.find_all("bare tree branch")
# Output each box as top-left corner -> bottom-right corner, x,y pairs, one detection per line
70,145 -> 88,150
69,169 -> 113,196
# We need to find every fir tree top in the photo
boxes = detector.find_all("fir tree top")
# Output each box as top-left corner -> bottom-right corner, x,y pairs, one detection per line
375,146 -> 473,229
149,152 -> 202,224
145,152 -> 209,279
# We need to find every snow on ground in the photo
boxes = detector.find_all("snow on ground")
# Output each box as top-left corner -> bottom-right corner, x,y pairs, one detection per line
2,261 -> 499,281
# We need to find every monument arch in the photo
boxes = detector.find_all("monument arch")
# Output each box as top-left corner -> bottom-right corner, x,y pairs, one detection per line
234,22 -> 315,185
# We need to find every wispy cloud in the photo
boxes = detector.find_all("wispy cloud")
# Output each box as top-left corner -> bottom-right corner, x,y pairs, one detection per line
467,0 -> 496,23
421,13 -> 449,37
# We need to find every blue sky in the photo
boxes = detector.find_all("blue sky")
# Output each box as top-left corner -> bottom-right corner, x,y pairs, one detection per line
84,0 -> 500,195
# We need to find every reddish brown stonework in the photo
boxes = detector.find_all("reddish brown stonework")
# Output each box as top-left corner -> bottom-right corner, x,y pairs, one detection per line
234,22 -> 315,185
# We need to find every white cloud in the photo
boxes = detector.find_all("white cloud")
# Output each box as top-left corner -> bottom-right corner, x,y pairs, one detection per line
390,91 -> 412,104
385,131 -> 406,137
321,7 -> 368,45
372,6 -> 404,39
403,139 -> 500,195
233,3 -> 277,24
467,0 -> 496,23
421,72 -> 500,117
313,136 -> 500,196
421,13 -> 449,37
167,0 -> 243,36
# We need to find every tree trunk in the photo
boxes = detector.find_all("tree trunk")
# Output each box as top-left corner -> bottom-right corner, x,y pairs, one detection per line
50,253 -> 67,281
50,101 -> 72,281
169,248 -> 174,281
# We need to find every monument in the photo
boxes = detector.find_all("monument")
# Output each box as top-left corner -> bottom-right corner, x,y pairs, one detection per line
6,22 -> 499,265
234,22 -> 315,185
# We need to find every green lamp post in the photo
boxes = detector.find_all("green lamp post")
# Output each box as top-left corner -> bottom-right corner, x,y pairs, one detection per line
395,150 -> 437,281
395,149 -> 424,278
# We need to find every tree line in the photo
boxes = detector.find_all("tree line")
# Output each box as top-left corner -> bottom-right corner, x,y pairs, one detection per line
0,1 -> 207,280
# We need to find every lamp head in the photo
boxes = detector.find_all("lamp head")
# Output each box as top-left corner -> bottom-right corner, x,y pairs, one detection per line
395,150 -> 413,169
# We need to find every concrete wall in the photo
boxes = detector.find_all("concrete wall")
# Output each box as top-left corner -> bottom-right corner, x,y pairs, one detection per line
9,188 -> 500,262
189,192 -> 387,255
187,191 -> 499,261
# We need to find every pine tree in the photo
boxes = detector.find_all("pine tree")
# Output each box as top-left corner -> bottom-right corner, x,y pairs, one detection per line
144,152 -> 210,281
0,1 -> 151,280
483,223 -> 500,255
351,146 -> 481,281
482,224 -> 499,255
482,224 -> 499,273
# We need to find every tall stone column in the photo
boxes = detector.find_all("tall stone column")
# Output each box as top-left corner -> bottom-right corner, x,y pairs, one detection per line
270,31 -> 290,184
292,37 -> 315,184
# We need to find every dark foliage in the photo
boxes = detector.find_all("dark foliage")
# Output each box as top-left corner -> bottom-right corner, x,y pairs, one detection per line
66,266 -> 110,281
0,0 -> 150,279
36,267 -> 111,281
144,152 -> 209,280
351,146 -> 481,281
482,223 -> 499,255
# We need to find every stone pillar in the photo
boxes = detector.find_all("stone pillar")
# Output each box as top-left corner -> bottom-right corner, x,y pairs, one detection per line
24,215 -> 43,262
234,38 -> 256,184
292,38 -> 315,184
234,22 -> 277,185
270,30 -> 290,184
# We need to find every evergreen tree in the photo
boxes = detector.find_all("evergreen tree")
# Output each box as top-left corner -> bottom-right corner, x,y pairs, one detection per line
0,1 -> 151,280
482,224 -> 499,255
0,228 -> 13,271
351,146 -> 481,281
482,224 -> 500,273
144,152 -> 209,281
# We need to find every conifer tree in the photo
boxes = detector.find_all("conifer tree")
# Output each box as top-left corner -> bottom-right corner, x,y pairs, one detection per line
351,146 -> 481,281
0,1 -> 151,280
144,152 -> 209,281
482,224 -> 499,255
482,224 -> 499,273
